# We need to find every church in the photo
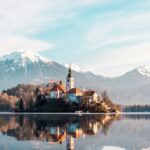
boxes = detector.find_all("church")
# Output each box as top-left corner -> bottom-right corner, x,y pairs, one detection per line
49,65 -> 99,104
66,65 -> 83,103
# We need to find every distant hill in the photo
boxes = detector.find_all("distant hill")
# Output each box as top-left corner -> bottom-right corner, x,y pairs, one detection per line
0,50 -> 150,104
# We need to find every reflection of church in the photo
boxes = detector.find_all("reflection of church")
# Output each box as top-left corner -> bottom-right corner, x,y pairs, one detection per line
0,114 -> 120,150
66,135 -> 74,150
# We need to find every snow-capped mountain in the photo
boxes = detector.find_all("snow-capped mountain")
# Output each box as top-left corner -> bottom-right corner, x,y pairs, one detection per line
0,50 -> 68,88
1,50 -> 51,63
0,50 -> 52,73
0,50 -> 150,104
65,63 -> 87,72
0,50 -> 106,91
136,66 -> 150,77
65,63 -> 81,72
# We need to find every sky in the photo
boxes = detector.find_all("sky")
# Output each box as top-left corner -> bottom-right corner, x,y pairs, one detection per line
0,0 -> 150,77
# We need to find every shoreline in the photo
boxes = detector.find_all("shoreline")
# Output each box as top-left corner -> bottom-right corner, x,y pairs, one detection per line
0,112 -> 150,115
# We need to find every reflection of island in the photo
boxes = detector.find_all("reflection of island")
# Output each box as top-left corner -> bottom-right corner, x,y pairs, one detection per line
0,114 -> 121,150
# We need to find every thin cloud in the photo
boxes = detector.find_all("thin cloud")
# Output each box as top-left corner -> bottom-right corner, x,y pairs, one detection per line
82,2 -> 150,76
88,42 -> 150,77
0,35 -> 55,56
84,12 -> 150,49
0,0 -> 111,55
0,0 -> 149,77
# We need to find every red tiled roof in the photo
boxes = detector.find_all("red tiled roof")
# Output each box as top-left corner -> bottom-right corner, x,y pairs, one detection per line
67,88 -> 82,94
83,90 -> 96,96
50,84 -> 66,93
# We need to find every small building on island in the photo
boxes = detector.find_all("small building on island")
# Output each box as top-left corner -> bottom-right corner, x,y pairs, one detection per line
83,90 -> 98,103
50,82 -> 66,99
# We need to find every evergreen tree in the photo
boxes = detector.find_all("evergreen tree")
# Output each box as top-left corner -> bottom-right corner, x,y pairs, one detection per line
19,98 -> 24,110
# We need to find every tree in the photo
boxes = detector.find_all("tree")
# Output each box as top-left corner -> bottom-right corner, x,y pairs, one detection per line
19,98 -> 24,111
101,90 -> 110,102
28,99 -> 34,110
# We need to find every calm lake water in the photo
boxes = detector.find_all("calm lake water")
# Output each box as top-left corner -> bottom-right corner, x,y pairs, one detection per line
0,114 -> 149,150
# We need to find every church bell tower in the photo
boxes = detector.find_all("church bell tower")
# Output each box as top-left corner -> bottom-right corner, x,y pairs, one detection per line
66,65 -> 74,92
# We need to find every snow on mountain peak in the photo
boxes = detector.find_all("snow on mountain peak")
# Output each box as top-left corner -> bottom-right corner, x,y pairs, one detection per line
136,66 -> 150,77
65,63 -> 82,72
64,63 -> 87,73
1,50 -> 51,63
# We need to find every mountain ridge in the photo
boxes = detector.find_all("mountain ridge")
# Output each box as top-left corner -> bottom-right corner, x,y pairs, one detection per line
0,50 -> 150,105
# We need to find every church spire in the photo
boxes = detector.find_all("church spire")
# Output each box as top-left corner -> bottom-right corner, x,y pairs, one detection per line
67,64 -> 72,78
66,64 -> 74,92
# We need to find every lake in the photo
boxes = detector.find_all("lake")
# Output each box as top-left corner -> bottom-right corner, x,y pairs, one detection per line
0,113 -> 149,150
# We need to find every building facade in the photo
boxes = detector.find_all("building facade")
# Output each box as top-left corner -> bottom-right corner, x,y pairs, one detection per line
83,90 -> 98,103
67,88 -> 82,103
50,84 -> 66,99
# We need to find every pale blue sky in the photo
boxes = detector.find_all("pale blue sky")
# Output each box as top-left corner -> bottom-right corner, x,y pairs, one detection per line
0,0 -> 150,76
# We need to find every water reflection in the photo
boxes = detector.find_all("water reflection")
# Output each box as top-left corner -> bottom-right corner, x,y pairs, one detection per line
0,114 -> 121,149
1,114 -> 150,150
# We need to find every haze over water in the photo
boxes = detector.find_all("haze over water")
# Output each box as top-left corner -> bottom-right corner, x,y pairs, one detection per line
0,114 -> 149,150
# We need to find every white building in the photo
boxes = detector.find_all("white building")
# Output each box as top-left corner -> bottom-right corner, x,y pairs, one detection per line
83,90 -> 98,103
50,84 -> 66,99
66,135 -> 74,150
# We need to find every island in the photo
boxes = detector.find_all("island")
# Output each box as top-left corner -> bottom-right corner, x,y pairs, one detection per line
0,66 -> 121,113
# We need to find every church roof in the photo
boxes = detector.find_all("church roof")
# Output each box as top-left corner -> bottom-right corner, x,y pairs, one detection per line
83,90 -> 96,96
67,88 -> 82,94
50,84 -> 66,93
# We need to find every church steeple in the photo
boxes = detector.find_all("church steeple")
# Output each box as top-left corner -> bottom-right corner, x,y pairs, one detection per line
66,64 -> 74,92
67,65 -> 72,78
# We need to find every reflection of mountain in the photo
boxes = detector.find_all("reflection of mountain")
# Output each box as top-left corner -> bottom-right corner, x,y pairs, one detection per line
0,114 -> 120,145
